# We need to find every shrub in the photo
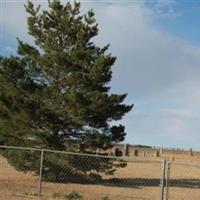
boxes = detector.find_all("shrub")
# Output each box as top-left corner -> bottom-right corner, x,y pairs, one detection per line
64,191 -> 82,200
52,192 -> 62,199
101,197 -> 111,200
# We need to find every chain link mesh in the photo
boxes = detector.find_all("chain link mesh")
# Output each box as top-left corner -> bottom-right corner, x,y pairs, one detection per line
42,151 -> 163,200
1,146 -> 199,200
0,147 -> 41,200
166,162 -> 200,200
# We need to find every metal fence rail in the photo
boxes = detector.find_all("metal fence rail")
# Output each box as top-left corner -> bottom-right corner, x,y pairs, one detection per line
0,145 -> 199,200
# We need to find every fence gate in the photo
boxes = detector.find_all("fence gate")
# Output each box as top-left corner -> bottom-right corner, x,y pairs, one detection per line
165,161 -> 200,200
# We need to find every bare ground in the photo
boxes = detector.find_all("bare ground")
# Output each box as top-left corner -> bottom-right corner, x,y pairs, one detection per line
0,155 -> 200,200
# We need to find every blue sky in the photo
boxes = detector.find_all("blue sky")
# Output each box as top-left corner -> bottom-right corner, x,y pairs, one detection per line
1,0 -> 200,150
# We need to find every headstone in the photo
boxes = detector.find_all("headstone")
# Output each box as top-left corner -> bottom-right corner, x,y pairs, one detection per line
133,149 -> 138,156
155,151 -> 160,157
160,148 -> 163,155
189,148 -> 193,156
123,144 -> 129,156
112,147 -> 116,156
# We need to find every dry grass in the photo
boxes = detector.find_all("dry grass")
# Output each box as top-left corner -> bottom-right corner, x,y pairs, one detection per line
0,154 -> 200,200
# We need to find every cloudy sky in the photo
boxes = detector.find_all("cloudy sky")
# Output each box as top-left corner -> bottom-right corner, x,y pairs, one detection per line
1,0 -> 200,150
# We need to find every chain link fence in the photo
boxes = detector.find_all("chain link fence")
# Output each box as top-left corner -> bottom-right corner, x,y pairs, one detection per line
0,146 -> 41,199
165,161 -> 200,200
0,145 -> 199,200
43,151 -> 164,200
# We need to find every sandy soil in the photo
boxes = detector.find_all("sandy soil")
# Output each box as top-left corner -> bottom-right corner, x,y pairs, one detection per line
0,154 -> 199,200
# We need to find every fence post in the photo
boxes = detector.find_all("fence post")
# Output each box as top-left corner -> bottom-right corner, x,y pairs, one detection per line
38,149 -> 44,196
165,161 -> 170,200
160,160 -> 166,200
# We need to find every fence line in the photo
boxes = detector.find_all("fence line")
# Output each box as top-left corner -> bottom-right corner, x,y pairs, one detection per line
0,145 -> 199,200
0,145 -> 128,159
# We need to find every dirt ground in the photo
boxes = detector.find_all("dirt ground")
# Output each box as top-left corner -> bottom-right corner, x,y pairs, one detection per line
0,154 -> 200,200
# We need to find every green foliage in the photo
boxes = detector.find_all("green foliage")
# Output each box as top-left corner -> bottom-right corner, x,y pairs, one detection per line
64,191 -> 82,200
2,149 -> 40,173
52,192 -> 62,199
24,192 -> 38,197
101,197 -> 111,200
0,0 -> 132,179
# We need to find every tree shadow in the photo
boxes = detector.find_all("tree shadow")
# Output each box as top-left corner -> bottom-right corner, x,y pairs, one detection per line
43,172 -> 200,189
102,178 -> 200,189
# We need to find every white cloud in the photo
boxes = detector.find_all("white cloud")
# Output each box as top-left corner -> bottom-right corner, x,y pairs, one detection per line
145,0 -> 181,19
93,4 -> 200,99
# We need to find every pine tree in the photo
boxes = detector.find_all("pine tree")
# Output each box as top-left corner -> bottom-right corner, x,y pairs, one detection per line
0,0 -> 133,150
0,1 -> 133,180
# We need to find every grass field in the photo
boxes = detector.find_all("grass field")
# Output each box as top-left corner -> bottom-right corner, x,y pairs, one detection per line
0,153 -> 200,200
